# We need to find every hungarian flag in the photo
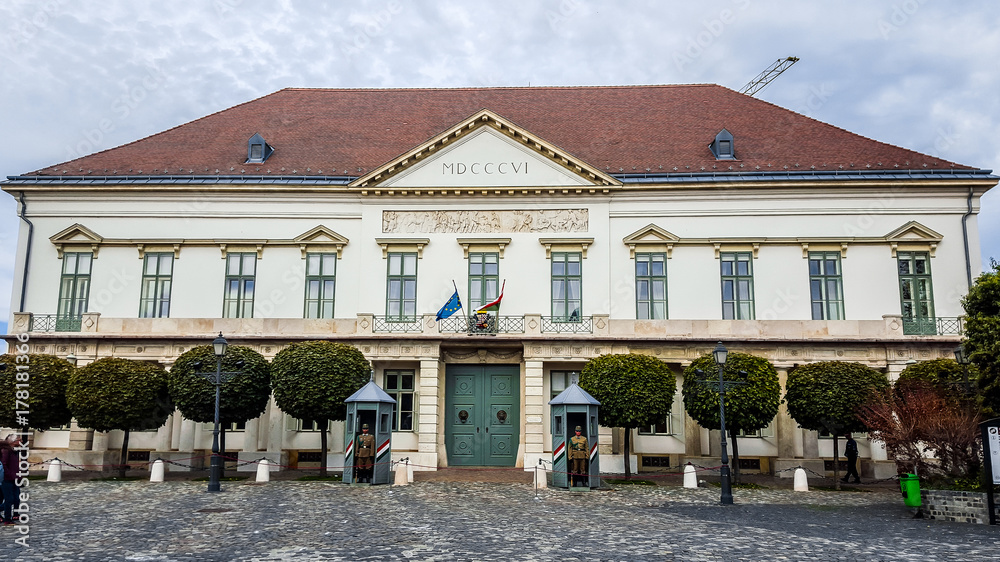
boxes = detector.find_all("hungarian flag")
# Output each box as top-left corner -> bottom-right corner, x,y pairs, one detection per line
476,281 -> 504,313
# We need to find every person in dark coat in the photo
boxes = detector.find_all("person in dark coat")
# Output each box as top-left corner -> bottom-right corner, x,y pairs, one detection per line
0,435 -> 22,525
842,433 -> 861,484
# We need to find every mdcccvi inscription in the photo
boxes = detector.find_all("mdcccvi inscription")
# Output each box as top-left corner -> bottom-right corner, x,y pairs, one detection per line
441,162 -> 529,175
382,209 -> 589,233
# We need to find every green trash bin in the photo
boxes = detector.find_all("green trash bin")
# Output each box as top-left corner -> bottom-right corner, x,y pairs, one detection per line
900,473 -> 921,508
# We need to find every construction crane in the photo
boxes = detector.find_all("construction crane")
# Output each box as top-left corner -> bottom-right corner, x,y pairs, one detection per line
739,57 -> 799,97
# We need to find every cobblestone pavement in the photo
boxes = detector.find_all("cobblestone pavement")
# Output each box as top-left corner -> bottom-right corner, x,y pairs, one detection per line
2,476 -> 998,561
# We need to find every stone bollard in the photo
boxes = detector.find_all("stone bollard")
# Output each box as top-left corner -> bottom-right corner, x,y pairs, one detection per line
256,459 -> 270,483
406,459 -> 414,483
793,467 -> 809,492
683,463 -> 698,489
149,459 -> 165,482
534,466 -> 547,489
394,462 -> 409,486
47,459 -> 62,482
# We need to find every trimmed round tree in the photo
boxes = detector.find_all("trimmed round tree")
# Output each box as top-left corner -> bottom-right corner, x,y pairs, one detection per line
271,341 -> 371,477
784,361 -> 889,488
961,260 -> 1000,417
681,352 -> 780,483
168,345 -> 271,458
66,357 -> 173,477
578,353 -> 675,480
896,358 -> 980,404
0,354 -> 75,431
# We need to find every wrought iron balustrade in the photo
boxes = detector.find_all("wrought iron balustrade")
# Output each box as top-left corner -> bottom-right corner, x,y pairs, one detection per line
372,316 -> 423,333
901,316 -> 965,336
438,314 -> 525,335
541,315 -> 593,334
29,314 -> 82,333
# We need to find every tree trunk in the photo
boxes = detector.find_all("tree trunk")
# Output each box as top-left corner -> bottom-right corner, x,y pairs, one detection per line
729,428 -> 741,485
833,434 -> 841,491
623,428 -> 631,480
320,420 -> 329,478
118,429 -> 130,479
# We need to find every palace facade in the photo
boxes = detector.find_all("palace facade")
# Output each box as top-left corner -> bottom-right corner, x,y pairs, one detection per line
3,85 -> 996,477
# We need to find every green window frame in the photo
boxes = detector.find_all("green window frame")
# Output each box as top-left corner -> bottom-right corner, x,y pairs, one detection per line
550,370 -> 580,400
551,252 -> 582,321
897,251 -> 935,330
721,252 -> 754,319
304,253 -> 337,319
635,252 -> 667,319
223,252 -> 256,318
57,252 -> 92,321
384,369 -> 415,431
386,252 -> 417,320
468,252 -> 499,311
808,252 -> 844,320
139,253 -> 173,318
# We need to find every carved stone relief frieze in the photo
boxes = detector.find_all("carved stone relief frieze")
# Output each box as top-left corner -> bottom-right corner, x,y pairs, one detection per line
382,209 -> 588,234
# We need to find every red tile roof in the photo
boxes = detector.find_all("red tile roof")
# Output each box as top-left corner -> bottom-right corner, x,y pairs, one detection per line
30,84 -> 969,177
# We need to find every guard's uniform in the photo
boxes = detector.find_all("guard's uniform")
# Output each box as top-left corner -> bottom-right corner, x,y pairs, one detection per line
569,433 -> 589,486
357,432 -> 375,482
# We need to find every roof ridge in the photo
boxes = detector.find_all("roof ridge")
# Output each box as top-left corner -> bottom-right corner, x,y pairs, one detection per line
278,84 -> 718,93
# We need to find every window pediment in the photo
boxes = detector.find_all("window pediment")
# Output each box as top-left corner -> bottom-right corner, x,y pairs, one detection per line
50,223 -> 103,258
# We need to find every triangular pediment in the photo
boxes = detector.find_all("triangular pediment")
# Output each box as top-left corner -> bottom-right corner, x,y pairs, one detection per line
50,223 -> 103,244
885,221 -> 943,242
293,225 -> 350,245
623,224 -> 680,244
352,110 -> 620,189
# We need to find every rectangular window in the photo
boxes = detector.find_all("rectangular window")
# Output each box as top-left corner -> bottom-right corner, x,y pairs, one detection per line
289,417 -> 328,432
551,252 -> 582,321
638,391 -> 681,436
384,370 -> 415,431
809,252 -> 844,320
386,252 -> 417,320
468,252 -> 499,311
635,252 -> 667,319
898,251 -> 935,333
304,253 -> 337,319
57,252 -> 92,321
720,252 -> 754,319
139,253 -> 173,318
223,253 -> 256,318
550,370 -> 580,399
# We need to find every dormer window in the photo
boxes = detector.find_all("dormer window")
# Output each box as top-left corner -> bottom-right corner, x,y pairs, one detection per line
246,133 -> 273,164
710,129 -> 736,160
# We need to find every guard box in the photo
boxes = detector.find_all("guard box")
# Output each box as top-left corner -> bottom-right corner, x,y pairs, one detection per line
549,382 -> 600,489
344,379 -> 397,485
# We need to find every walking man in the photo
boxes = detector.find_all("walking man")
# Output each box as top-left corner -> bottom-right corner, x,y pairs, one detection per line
842,433 -> 861,484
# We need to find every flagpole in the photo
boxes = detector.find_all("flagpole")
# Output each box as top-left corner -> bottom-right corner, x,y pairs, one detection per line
452,279 -> 465,317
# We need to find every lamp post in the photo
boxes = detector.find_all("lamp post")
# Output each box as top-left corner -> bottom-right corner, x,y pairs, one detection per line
954,344 -> 971,395
208,332 -> 228,493
712,342 -> 734,505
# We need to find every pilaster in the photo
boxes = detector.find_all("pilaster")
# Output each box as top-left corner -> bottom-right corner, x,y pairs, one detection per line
417,358 -> 441,464
523,359 -> 546,467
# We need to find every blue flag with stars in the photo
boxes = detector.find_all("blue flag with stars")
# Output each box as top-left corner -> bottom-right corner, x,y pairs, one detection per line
435,290 -> 462,320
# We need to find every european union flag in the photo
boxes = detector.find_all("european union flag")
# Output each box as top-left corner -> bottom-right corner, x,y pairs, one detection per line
435,290 -> 462,320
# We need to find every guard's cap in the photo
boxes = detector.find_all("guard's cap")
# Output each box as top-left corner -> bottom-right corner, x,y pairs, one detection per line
362,424 -> 369,429
575,426 -> 582,431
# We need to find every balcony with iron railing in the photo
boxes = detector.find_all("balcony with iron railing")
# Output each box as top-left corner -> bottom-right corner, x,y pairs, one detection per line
8,311 -> 966,341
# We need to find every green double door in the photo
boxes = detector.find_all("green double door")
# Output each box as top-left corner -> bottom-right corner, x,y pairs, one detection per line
445,365 -> 520,466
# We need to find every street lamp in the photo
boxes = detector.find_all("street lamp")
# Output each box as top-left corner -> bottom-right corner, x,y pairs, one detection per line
954,344 -> 971,395
208,332 -> 228,493
712,342 -> 734,505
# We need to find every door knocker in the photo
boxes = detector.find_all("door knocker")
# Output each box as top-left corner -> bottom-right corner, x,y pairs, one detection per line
458,409 -> 469,423
496,409 -> 507,423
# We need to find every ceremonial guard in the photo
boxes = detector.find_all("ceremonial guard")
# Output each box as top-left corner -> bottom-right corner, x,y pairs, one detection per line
569,426 -> 588,487
356,424 -> 375,483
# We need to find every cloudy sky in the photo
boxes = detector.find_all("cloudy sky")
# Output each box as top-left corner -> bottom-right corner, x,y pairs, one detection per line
1,0 -> 998,341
